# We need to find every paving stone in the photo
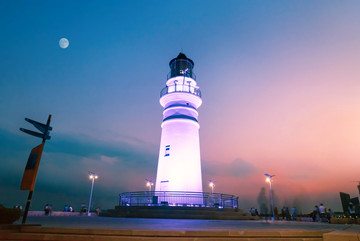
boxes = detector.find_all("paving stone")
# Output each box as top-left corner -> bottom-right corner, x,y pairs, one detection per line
2,216 -> 360,240
323,230 -> 360,241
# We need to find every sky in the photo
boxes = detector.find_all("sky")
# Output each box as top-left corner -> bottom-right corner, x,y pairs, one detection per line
1,0 -> 360,214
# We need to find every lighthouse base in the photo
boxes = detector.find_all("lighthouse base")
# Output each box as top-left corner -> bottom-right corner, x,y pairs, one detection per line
104,206 -> 258,220
105,191 -> 256,220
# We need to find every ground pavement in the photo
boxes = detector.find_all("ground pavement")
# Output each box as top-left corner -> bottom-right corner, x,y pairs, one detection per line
1,216 -> 360,240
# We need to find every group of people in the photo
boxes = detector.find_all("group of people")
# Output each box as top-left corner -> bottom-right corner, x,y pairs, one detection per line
42,204 -> 101,216
250,204 -> 335,222
280,206 -> 297,221
249,206 -> 297,220
64,204 -> 74,212
14,205 -> 23,211
249,207 -> 259,216
312,203 -> 333,222
250,206 -> 298,221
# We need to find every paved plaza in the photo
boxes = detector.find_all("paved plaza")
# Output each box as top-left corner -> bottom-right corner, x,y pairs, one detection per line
16,216 -> 353,231
2,216 -> 358,240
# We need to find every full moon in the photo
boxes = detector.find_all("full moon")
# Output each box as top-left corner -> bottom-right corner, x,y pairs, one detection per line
59,38 -> 69,49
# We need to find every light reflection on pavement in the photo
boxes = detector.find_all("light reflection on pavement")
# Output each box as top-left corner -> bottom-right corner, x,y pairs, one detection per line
16,216 -> 359,232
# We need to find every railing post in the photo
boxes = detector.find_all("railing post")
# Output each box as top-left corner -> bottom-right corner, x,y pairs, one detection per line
160,84 -> 201,98
119,191 -> 238,208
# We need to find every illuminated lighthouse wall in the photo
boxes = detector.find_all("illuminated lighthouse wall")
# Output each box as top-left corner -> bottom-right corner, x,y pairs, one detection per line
155,53 -> 203,205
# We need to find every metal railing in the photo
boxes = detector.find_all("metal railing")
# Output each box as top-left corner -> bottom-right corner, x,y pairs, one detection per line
167,71 -> 196,80
160,84 -> 202,98
119,191 -> 238,208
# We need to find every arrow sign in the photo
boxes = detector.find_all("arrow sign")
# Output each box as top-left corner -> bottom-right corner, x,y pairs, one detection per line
25,118 -> 53,133
20,128 -> 51,140
20,115 -> 52,141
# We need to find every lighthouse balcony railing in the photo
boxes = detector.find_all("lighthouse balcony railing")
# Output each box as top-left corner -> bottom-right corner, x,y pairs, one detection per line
160,84 -> 201,98
167,71 -> 196,80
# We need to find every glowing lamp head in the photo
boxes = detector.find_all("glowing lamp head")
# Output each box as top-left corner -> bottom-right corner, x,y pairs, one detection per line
89,172 -> 98,180
146,179 -> 154,190
264,173 -> 275,183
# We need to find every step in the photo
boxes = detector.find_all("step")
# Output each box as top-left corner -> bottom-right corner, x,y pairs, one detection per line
106,206 -> 258,220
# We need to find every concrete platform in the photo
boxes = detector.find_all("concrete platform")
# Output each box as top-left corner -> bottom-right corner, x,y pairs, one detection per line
105,206 -> 259,220
1,216 -> 359,240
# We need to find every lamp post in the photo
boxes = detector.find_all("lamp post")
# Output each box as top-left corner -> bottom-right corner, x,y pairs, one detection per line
264,173 -> 275,220
209,180 -> 215,194
88,171 -> 98,216
146,179 -> 154,192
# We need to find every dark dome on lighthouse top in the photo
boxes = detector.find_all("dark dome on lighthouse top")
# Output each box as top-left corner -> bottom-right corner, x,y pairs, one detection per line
169,52 -> 194,67
168,53 -> 195,79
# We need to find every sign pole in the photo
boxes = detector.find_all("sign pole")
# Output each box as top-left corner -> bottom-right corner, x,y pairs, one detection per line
22,139 -> 45,224
20,114 -> 52,224
22,191 -> 34,224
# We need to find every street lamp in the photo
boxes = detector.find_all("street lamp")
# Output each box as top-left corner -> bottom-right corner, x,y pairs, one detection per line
146,179 -> 154,191
264,173 -> 275,220
88,171 -> 98,216
209,180 -> 215,194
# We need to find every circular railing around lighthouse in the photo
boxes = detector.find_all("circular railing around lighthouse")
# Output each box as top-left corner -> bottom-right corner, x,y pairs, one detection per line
160,84 -> 202,98
167,71 -> 196,80
119,191 -> 238,209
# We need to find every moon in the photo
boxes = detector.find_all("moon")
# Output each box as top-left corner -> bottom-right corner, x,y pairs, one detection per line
59,38 -> 69,49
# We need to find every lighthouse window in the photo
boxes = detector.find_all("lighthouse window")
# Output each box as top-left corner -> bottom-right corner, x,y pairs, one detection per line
165,145 -> 170,157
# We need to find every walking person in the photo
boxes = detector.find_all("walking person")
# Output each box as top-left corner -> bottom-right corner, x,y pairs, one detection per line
285,207 -> 291,221
291,207 -> 297,221
44,204 -> 50,216
327,208 -> 333,223
319,203 -> 326,222
313,205 -> 320,222
281,207 -> 286,220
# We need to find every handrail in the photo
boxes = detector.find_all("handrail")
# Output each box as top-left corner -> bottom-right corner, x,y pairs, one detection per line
167,71 -> 196,80
119,191 -> 238,208
160,84 -> 202,98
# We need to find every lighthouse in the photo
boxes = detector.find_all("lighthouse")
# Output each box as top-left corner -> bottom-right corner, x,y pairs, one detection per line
155,53 -> 203,204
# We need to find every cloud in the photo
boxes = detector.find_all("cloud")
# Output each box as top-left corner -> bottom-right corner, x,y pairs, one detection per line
203,158 -> 256,177
99,155 -> 118,165
0,128 -> 158,210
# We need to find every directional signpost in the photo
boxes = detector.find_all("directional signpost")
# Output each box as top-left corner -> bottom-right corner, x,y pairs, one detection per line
20,114 -> 52,224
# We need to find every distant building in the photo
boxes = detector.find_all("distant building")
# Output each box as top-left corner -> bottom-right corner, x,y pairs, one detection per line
340,192 -> 360,216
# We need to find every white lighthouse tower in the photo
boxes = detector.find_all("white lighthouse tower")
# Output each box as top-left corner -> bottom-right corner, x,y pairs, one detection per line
155,53 -> 203,205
